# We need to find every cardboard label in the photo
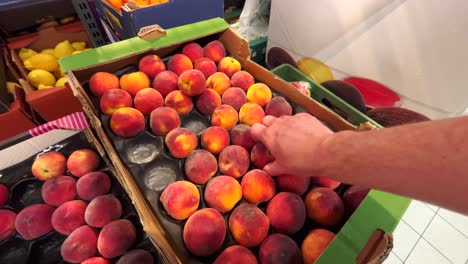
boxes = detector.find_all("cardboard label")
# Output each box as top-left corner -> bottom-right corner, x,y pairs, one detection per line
104,8 -> 123,30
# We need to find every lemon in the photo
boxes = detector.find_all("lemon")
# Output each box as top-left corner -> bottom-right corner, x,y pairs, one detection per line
37,84 -> 54,90
54,40 -> 74,58
19,48 -> 38,62
6,82 -> 20,94
40,49 -> 57,57
72,50 -> 82,55
28,69 -> 56,88
54,67 -> 65,79
60,16 -> 76,24
71,41 -> 87,51
24,54 -> 59,72
297,57 -> 334,84
55,77 -> 67,87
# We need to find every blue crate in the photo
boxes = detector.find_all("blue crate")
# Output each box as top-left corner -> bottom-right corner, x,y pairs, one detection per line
73,0 -> 110,47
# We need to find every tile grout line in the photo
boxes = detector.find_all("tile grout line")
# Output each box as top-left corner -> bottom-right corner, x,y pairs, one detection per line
419,236 -> 454,264
436,211 -> 468,240
402,209 -> 438,263
390,251 -> 405,263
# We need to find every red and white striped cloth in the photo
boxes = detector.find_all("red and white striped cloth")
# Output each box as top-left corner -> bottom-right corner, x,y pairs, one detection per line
29,112 -> 89,137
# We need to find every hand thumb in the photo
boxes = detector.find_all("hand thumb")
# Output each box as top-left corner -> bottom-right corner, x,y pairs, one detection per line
264,161 -> 286,176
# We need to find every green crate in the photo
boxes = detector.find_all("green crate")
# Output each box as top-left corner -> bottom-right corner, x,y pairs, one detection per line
271,64 -> 382,128
249,37 -> 267,67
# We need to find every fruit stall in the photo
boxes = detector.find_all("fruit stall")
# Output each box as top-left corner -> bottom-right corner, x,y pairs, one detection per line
3,1 -> 452,264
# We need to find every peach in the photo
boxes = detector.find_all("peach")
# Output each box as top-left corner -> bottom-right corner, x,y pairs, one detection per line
183,208 -> 226,256
184,150 -> 218,184
230,124 -> 256,150
149,106 -> 181,136
304,187 -> 344,227
85,194 -> 122,228
82,257 -> 111,264
52,200 -> 87,235
195,88 -> 221,115
99,89 -> 133,115
276,174 -> 310,196
160,181 -> 200,220
152,71 -> 178,97
0,183 -> 9,207
290,81 -> 311,97
301,229 -> 336,264
110,107 -> 145,138
205,176 -> 242,213
218,145 -> 250,179
231,71 -> 254,92
251,142 -> 274,169
178,69 -> 206,96
204,40 -> 226,63
229,203 -> 269,248
222,87 -> 247,111
247,83 -> 272,107
138,54 -> 166,78
61,225 -> 98,263
201,126 -> 230,154
207,72 -> 231,96
182,43 -> 204,63
89,72 -> 120,97
134,88 -> 164,115
218,56 -> 241,78
0,210 -> 16,241
239,102 -> 265,126
265,97 -> 293,117
267,192 -> 306,234
167,54 -> 193,76
97,219 -> 136,258
241,169 -> 276,204
15,204 -> 55,240
310,176 -> 341,190
214,245 -> 258,264
211,104 -> 238,130
164,90 -> 193,116
165,127 -> 198,158
41,176 -> 77,206
76,171 -> 111,201
67,149 -> 100,177
343,185 -> 370,216
116,249 -> 154,264
194,57 -> 217,79
259,234 -> 302,264
120,71 -> 150,96
31,151 -> 67,181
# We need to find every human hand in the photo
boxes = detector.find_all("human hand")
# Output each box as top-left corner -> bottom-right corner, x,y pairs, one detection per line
251,113 -> 333,177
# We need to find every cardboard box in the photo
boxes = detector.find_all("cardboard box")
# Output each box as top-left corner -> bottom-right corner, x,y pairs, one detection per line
62,18 -> 409,264
0,108 -> 36,142
95,0 -> 224,40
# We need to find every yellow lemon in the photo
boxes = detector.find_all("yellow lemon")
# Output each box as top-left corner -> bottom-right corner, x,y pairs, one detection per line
19,48 -> 38,62
297,57 -> 334,84
6,82 -> 20,94
72,50 -> 82,55
71,41 -> 87,51
37,84 -> 54,90
27,69 -> 56,88
55,77 -> 67,87
54,40 -> 74,58
54,67 -> 65,79
40,49 -> 57,57
24,54 -> 59,72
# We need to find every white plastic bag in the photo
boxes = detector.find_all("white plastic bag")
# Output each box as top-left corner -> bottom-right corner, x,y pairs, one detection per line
232,0 -> 270,41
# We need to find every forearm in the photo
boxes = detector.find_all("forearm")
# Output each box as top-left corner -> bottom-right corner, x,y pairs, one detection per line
320,116 -> 468,215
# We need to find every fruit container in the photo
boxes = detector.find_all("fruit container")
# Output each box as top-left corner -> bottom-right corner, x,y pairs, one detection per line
62,18 -> 410,264
0,115 -> 160,263
249,37 -> 267,67
72,0 -> 110,47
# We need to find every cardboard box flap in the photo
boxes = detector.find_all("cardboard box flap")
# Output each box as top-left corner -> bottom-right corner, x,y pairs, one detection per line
60,18 -> 230,72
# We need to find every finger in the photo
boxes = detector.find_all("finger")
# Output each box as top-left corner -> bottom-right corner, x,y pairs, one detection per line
264,161 -> 287,176
262,115 -> 277,127
251,123 -> 268,143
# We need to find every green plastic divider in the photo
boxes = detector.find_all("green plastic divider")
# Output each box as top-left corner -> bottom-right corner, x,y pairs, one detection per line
271,64 -> 411,263
60,18 -> 230,72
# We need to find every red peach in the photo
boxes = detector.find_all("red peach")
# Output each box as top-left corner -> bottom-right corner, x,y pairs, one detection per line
218,56 -> 241,78
149,107 -> 181,136
207,72 -> 231,96
52,200 -> 87,235
110,107 -> 145,138
304,187 -> 344,227
116,249 -> 154,264
0,210 -> 16,241
218,145 -> 250,179
184,150 -> 218,184
276,174 -> 310,196
76,171 -> 111,201
214,245 -> 258,264
211,104 -> 238,131
134,88 -> 164,115
204,40 -> 226,63
61,225 -> 98,263
164,90 -> 194,116
182,43 -> 204,63
290,81 -> 311,97
247,83 -> 272,107
310,176 -> 341,190
89,72 -> 119,97
201,126 -> 230,154
229,203 -> 270,248
41,176 -> 77,206
222,87 -> 247,111
85,194 -> 122,228
251,142 -> 274,169
194,57 -> 217,79
152,71 -> 178,97
99,89 -> 133,115
97,220 -> 136,258
259,234 -> 302,264
267,192 -> 306,234
178,69 -> 206,96
265,96 -> 293,117
343,185 -> 370,216
205,176 -> 242,213
167,54 -> 193,76
31,151 -> 67,181
67,149 -> 100,177
231,71 -> 254,92
138,54 -> 166,78
239,102 -> 265,126
195,88 -> 221,115
0,183 -> 9,207
82,257 -> 111,264
160,181 -> 200,220
230,124 -> 256,150
120,71 -> 150,96
15,204 -> 55,240
241,169 -> 276,204
302,229 -> 336,264
165,127 -> 198,158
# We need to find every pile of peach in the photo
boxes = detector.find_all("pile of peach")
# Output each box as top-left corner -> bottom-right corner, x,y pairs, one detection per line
88,41 -> 370,263
0,148 -> 155,264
